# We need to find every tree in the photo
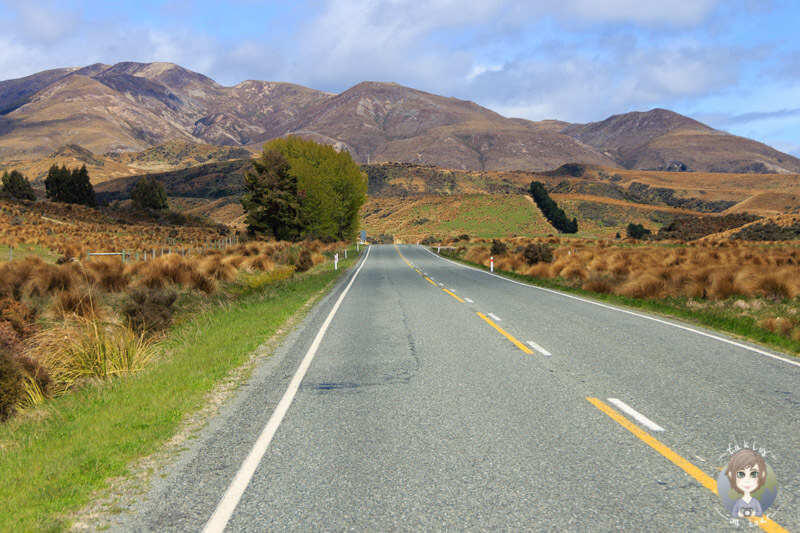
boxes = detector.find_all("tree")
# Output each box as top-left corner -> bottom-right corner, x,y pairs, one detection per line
44,164 -> 96,207
529,181 -> 578,233
244,136 -> 367,241
1,170 -> 35,201
241,148 -> 303,240
131,176 -> 169,210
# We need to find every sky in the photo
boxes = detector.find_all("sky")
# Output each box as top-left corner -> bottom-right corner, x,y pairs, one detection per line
1,0 -> 799,157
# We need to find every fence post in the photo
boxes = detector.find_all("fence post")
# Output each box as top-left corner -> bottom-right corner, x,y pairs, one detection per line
122,250 -> 126,264
87,250 -> 91,262
8,246 -> 12,262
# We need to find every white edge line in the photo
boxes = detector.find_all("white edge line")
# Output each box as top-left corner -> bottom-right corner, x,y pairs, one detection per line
487,312 -> 502,321
526,340 -> 552,356
420,246 -> 800,369
607,398 -> 665,432
203,245 -> 372,533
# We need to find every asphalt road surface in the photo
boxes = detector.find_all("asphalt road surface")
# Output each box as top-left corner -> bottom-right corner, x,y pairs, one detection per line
113,244 -> 800,532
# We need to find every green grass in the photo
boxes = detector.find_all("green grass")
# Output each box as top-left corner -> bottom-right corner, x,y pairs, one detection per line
439,250 -> 800,357
0,243 -> 59,264
0,247 -> 360,531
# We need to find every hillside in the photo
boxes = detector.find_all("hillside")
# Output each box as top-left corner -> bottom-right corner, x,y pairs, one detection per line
562,109 -> 800,174
0,141 -> 255,185
2,62 -> 799,173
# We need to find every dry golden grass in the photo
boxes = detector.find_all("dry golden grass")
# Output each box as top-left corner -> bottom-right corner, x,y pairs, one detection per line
456,237 -> 800,301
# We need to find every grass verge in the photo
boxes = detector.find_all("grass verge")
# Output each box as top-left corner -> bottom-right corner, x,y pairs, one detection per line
0,247 -> 360,531
438,250 -> 800,357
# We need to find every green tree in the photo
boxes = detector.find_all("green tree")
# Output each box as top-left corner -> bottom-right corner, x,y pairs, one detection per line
131,176 -> 169,210
529,181 -> 578,233
1,170 -> 35,201
44,164 -> 96,207
241,148 -> 303,240
246,136 -> 367,241
626,222 -> 651,239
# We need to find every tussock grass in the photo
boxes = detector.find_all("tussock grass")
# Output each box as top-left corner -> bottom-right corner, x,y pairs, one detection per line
26,318 -> 158,395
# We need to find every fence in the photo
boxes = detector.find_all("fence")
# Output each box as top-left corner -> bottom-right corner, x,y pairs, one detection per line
86,235 -> 238,263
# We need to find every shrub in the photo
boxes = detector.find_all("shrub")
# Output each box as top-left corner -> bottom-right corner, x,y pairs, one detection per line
522,243 -> 554,265
296,249 -> 313,273
626,223 -> 652,239
0,297 -> 37,339
122,289 -> 177,336
131,176 -> 169,210
490,239 -> 508,256
0,348 -> 24,420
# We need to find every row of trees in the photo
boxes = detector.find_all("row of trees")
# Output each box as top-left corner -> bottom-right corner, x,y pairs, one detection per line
242,136 -> 367,241
529,181 -> 578,233
44,165 -> 96,207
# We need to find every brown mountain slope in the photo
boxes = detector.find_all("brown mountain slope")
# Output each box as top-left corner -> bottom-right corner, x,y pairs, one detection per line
563,109 -> 800,173
274,81 -> 618,170
2,62 -> 799,174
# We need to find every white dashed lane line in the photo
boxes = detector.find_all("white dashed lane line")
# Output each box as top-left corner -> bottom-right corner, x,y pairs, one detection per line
526,340 -> 552,357
487,313 -> 501,321
607,398 -> 665,432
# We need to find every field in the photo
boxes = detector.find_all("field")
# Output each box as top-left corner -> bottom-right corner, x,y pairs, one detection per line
361,194 -> 556,241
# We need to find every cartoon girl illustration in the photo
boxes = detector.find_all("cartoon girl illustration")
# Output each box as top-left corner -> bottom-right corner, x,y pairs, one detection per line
725,449 -> 766,518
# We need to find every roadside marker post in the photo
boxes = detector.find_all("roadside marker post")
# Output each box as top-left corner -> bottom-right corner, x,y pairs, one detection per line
437,246 -> 440,253
334,253 -> 339,270
344,248 -> 347,259
491,256 -> 494,272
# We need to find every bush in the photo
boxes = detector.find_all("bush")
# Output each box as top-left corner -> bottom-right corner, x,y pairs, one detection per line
131,176 -> 169,210
490,239 -> 508,255
0,348 -> 24,420
122,289 -> 177,336
296,249 -> 313,273
421,236 -> 439,245
522,243 -> 554,265
626,223 -> 652,239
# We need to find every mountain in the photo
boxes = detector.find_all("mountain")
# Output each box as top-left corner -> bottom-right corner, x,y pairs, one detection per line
562,109 -> 800,173
1,62 -> 799,173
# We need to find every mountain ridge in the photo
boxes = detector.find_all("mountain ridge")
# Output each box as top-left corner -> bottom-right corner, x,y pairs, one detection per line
1,61 -> 798,173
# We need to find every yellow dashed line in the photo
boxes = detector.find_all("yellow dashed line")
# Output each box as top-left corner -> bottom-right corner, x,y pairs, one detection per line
587,398 -> 789,533
424,276 -> 438,286
476,312 -> 534,354
443,288 -> 465,303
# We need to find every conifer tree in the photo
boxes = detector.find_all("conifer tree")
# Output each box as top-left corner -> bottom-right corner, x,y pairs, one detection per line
0,170 -> 35,201
241,148 -> 302,240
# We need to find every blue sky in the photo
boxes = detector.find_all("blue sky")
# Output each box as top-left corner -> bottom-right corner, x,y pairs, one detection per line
1,0 -> 798,157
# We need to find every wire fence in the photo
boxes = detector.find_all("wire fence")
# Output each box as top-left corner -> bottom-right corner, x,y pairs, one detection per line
86,235 -> 238,263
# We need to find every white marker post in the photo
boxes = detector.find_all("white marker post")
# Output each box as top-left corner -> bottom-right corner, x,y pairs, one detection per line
357,241 -> 360,252
490,256 -> 494,272
344,248 -> 347,259
437,246 -> 440,253
334,253 -> 338,270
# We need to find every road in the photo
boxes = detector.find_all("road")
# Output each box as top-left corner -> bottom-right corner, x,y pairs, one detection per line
113,244 -> 800,532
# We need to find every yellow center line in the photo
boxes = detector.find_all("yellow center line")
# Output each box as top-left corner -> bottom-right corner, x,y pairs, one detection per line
443,288 -> 465,303
587,398 -> 789,533
476,312 -> 534,354
395,244 -> 466,306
